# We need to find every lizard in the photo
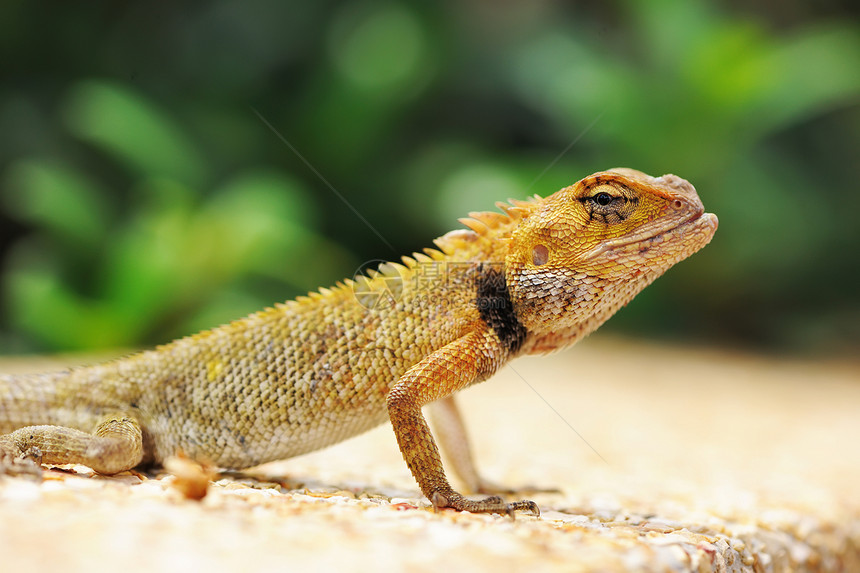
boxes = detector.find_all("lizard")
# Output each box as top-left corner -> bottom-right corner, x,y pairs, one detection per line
0,168 -> 718,516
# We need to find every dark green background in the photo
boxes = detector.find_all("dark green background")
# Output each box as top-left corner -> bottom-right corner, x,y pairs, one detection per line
1,1 -> 858,356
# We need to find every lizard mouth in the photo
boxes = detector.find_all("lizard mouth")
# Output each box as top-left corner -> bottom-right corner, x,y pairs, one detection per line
581,210 -> 719,262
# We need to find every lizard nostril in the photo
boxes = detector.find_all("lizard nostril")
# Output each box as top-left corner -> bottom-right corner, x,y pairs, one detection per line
672,199 -> 683,210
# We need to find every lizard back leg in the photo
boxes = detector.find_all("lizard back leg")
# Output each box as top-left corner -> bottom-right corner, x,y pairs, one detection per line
0,413 -> 143,475
428,395 -> 513,494
429,397 -> 562,496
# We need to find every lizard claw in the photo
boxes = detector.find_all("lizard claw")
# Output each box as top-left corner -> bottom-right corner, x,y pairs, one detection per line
0,442 -> 43,480
430,489 -> 540,518
507,500 -> 540,517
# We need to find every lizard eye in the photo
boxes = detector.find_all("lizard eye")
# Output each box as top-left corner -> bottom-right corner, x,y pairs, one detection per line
594,192 -> 613,206
579,184 -> 637,224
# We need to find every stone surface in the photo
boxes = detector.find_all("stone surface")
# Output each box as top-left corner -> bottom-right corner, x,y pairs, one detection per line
1,338 -> 858,572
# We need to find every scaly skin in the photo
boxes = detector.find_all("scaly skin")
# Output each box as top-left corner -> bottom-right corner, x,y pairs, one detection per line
0,168 -> 717,515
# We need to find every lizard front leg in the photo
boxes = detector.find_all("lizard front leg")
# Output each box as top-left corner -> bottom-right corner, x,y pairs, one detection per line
0,413 -> 143,475
387,330 -> 539,516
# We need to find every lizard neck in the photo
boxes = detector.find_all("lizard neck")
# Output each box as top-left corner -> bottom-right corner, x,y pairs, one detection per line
508,263 -> 662,355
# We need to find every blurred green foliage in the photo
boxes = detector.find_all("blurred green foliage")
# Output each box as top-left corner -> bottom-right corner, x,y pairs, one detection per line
0,0 -> 858,355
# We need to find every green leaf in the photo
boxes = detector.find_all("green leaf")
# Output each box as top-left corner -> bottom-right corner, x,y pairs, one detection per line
62,80 -> 206,186
2,160 -> 110,246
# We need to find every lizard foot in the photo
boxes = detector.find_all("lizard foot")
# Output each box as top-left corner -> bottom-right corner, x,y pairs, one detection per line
430,490 -> 540,518
0,441 -> 43,480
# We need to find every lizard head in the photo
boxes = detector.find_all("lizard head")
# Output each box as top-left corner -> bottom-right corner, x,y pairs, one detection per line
505,168 -> 718,344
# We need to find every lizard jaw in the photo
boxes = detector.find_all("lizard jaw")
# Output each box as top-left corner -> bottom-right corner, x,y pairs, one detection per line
580,204 -> 717,263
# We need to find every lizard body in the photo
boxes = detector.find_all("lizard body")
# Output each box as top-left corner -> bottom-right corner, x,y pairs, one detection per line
0,168 -> 717,515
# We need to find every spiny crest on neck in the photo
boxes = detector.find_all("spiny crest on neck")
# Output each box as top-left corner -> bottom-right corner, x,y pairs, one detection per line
431,196 -> 541,258
284,195 -> 542,309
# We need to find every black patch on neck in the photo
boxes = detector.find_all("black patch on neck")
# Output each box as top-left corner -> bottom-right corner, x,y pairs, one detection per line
475,264 -> 527,354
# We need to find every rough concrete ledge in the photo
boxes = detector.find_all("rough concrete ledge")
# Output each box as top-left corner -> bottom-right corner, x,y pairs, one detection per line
1,338 -> 858,572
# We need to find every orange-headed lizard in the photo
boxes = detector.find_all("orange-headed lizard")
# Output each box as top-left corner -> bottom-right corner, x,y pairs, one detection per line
0,168 -> 717,515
